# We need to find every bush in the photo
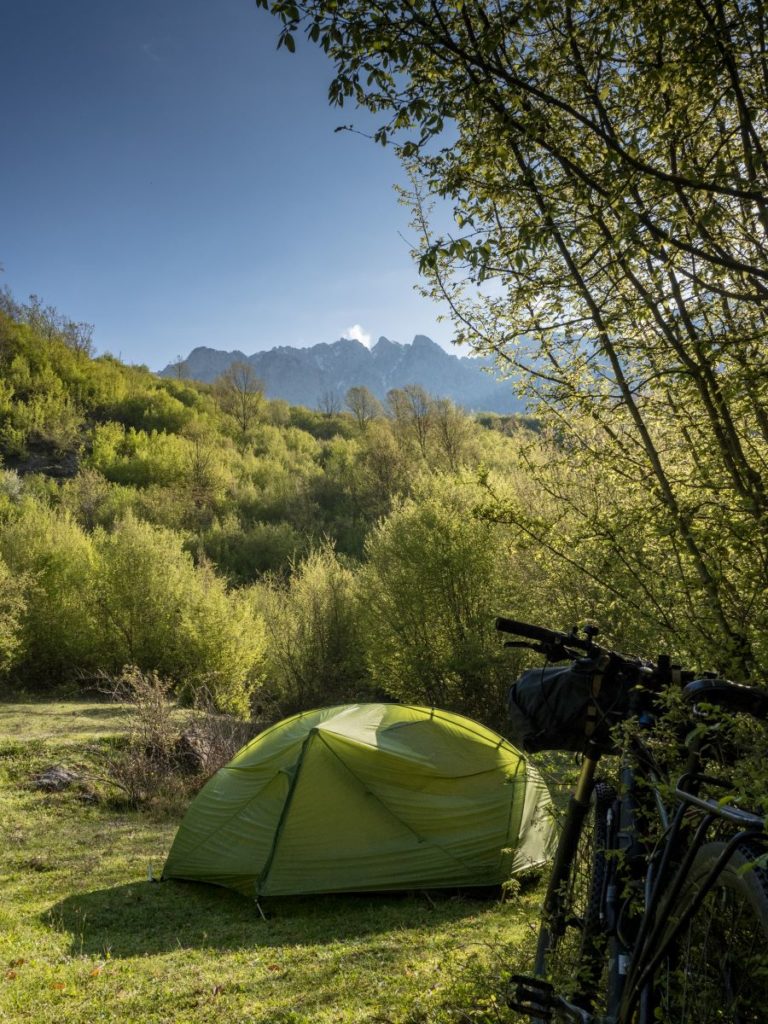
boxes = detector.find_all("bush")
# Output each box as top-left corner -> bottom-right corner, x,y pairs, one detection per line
0,555 -> 26,675
199,516 -> 306,582
175,561 -> 267,717
88,423 -> 190,488
0,500 -> 99,685
59,468 -> 137,531
100,666 -> 183,808
107,387 -> 195,434
362,476 -> 513,727
93,514 -> 265,715
99,667 -> 265,812
258,544 -> 368,713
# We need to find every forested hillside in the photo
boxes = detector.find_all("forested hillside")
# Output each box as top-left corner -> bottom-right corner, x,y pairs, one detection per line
0,293 -> 543,723
0,290 -> 761,729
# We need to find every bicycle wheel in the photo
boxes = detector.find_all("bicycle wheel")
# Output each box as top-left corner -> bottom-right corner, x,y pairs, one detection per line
534,782 -> 614,1015
655,841 -> 768,1024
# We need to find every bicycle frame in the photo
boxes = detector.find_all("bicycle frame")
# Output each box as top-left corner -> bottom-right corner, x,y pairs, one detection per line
537,727 -> 768,1024
500,618 -> 768,1024
618,739 -> 767,1024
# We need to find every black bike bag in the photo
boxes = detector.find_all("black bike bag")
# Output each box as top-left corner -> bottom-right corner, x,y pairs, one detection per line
507,654 -> 630,753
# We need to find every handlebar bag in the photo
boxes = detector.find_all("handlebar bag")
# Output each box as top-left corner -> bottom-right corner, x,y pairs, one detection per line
507,655 -> 630,753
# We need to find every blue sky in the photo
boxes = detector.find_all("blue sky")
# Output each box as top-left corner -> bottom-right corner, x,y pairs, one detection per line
1,0 -> 452,370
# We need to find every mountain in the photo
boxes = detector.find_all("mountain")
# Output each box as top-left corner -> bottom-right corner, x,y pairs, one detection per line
161,335 -> 523,414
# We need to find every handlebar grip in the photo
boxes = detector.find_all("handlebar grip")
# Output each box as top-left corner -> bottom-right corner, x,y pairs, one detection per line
495,617 -> 562,643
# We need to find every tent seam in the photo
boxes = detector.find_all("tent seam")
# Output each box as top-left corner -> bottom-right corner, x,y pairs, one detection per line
256,729 -> 315,897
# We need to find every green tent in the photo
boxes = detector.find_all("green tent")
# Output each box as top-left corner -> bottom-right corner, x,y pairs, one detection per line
163,703 -> 553,897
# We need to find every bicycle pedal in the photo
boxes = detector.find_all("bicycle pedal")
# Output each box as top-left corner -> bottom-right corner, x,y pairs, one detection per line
508,974 -> 556,1021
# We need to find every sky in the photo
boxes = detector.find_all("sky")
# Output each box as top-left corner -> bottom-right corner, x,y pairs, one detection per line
1,0 -> 454,370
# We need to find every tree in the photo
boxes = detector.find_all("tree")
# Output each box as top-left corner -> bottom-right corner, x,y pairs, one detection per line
0,289 -> 94,355
170,354 -> 188,380
181,423 -> 223,528
345,385 -> 383,429
215,361 -> 264,449
432,397 -> 473,472
358,419 -> 407,512
318,388 -> 342,418
260,0 -> 768,676
0,501 -> 99,684
0,556 -> 26,675
93,514 -> 265,715
387,384 -> 433,459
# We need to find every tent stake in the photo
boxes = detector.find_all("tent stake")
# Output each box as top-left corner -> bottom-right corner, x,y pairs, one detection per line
255,899 -> 267,921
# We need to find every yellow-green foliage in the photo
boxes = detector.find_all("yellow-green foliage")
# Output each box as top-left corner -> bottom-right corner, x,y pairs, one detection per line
259,544 -> 367,713
5,280 -> 764,719
0,499 -> 266,713
0,501 -> 100,682
0,312 -> 155,456
200,515 -> 306,582
362,475 -> 515,726
175,565 -> 266,717
89,423 -> 193,488
92,515 -> 266,716
106,385 -> 198,434
0,556 -> 26,674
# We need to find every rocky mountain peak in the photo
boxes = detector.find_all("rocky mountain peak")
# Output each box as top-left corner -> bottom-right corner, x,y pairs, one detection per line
160,335 -> 523,414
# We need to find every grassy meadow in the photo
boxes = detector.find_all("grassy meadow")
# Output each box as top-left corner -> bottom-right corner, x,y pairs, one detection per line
0,701 -> 537,1024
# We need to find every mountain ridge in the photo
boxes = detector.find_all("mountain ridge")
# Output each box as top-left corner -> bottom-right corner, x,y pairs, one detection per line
160,335 -> 523,413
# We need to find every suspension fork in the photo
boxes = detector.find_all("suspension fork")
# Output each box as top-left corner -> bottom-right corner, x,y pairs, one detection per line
541,754 -> 600,929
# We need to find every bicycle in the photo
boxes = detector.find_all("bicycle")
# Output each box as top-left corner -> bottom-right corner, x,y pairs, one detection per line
494,616 -> 768,1024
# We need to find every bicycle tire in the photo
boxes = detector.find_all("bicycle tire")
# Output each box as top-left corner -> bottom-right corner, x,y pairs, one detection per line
534,782 -> 614,1016
654,841 -> 768,1024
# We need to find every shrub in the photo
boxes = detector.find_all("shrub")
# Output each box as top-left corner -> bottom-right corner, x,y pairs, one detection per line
0,500 -> 99,685
93,514 -> 265,715
258,544 -> 368,713
175,561 -> 267,717
88,423 -> 190,488
99,667 -> 265,812
107,387 -> 195,434
362,476 -> 513,727
0,556 -> 26,675
199,516 -> 306,582
59,468 -> 137,531
98,666 -> 191,812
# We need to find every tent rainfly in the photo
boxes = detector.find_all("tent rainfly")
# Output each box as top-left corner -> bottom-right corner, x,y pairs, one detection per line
163,703 -> 553,897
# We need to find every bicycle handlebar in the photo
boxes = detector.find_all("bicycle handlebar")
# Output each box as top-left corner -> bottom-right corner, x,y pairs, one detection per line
495,615 -> 659,679
495,617 -> 579,647
497,617 -> 768,726
495,615 -> 611,659
496,616 -> 729,695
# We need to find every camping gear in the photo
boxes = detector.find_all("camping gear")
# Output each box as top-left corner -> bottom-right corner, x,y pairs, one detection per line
163,702 -> 553,897
507,655 -> 630,754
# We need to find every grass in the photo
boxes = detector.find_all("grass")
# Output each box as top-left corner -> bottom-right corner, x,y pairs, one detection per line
0,700 -> 539,1023
0,701 -> 135,744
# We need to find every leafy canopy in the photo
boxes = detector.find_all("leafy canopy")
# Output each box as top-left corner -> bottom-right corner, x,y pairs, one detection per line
260,0 -> 768,676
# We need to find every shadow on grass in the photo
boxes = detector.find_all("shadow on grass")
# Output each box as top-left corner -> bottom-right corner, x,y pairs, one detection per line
72,707 -> 132,720
46,880 -> 499,958
0,702 -> 133,741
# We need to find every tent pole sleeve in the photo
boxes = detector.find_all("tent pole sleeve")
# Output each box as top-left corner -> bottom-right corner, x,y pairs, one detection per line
255,729 -> 315,897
